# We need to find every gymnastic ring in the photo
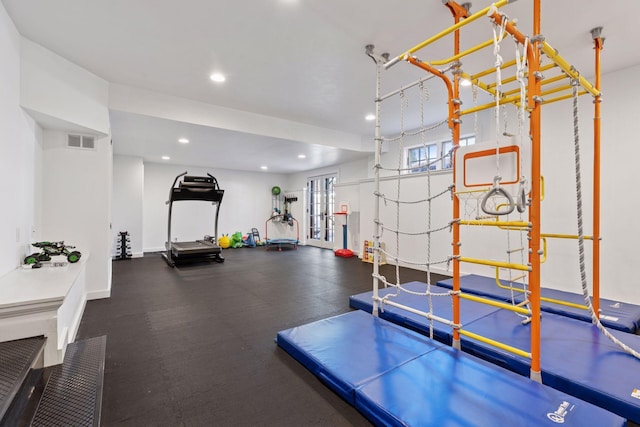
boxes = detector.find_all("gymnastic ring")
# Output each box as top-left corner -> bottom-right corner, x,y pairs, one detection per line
481,186 -> 515,216
517,184 -> 527,213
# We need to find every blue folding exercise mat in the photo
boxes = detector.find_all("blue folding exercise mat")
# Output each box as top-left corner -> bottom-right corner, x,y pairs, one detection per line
356,346 -> 625,427
437,274 -> 640,333
349,281 -> 498,344
276,310 -> 442,404
461,308 -> 640,423
276,310 -> 625,426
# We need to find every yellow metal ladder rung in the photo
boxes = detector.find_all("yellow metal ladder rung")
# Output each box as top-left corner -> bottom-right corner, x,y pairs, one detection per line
458,330 -> 531,359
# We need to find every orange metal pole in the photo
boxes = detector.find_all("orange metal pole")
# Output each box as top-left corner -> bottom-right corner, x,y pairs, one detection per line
526,0 -> 543,383
592,32 -> 604,318
443,0 -> 467,350
488,0 -> 542,384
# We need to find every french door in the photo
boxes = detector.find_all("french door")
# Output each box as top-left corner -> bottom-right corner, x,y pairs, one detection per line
306,174 -> 335,249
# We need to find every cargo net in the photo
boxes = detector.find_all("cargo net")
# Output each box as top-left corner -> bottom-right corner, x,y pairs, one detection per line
372,67 -> 457,338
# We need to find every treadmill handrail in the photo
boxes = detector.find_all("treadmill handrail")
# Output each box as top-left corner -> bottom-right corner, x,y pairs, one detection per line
167,171 -> 188,204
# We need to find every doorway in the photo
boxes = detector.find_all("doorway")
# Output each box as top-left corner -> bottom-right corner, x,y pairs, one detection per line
306,174 -> 335,249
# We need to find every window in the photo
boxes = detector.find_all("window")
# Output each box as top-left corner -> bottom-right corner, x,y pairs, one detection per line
442,135 -> 475,170
407,144 -> 438,172
406,135 -> 475,173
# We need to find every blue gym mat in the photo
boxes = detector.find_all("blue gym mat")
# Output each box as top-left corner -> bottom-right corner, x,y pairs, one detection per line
277,310 -> 625,426
349,281 -> 498,344
461,309 -> 640,423
276,309 -> 441,404
437,274 -> 640,333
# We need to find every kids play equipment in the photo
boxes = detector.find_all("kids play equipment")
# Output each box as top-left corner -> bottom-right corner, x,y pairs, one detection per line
265,214 -> 299,251
162,172 -> 224,267
334,203 -> 353,258
277,1 -> 638,424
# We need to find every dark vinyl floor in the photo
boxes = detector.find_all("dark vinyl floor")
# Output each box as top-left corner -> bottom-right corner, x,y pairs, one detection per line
77,246 -> 447,426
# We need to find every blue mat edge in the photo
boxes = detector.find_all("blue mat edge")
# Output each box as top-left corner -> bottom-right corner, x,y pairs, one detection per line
276,329 -> 357,404
349,286 -> 640,423
437,274 -> 638,333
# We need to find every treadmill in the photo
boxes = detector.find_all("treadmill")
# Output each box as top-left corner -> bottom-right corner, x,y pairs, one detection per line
162,172 -> 225,267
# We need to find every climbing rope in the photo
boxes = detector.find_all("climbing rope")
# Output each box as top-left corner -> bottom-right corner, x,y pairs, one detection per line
481,10 -> 515,216
571,79 -> 640,359
514,36 -> 529,213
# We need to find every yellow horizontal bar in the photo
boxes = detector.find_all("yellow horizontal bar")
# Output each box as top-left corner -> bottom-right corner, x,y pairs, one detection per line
542,296 -> 588,310
459,93 -> 522,116
455,187 -> 491,195
541,84 -> 573,97
460,220 -> 531,228
541,233 -> 593,240
459,293 -> 531,315
493,267 -> 588,310
503,73 -> 569,97
388,0 -> 509,66
541,42 -> 600,97
485,63 -> 557,90
542,90 -> 587,105
542,74 -> 569,87
459,329 -> 531,359
431,38 -> 499,66
471,59 -> 517,80
458,257 -> 531,271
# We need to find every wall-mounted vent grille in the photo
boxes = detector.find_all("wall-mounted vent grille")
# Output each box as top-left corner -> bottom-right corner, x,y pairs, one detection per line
68,134 -> 95,149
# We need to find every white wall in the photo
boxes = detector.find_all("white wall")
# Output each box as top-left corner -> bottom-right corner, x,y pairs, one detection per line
21,38 -> 110,136
17,34 -> 113,300
112,155 -> 144,257
285,158 -> 369,191
143,162 -> 287,252
597,64 -> 640,305
0,3 -> 43,277
40,131 -> 112,299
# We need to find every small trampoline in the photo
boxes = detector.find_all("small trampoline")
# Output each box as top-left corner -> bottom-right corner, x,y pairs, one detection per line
265,214 -> 299,251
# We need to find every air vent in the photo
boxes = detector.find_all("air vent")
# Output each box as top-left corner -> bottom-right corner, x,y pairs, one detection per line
67,134 -> 95,150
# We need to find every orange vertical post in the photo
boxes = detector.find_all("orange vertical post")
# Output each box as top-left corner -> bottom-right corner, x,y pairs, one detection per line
488,1 -> 542,382
526,0 -> 543,382
592,30 -> 604,318
444,1 -> 468,350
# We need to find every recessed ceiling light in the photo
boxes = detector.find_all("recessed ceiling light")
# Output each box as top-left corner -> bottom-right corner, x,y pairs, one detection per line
460,78 -> 472,87
162,156 -> 170,160
298,154 -> 306,159
178,138 -> 189,144
260,165 -> 268,170
365,114 -> 376,121
210,73 -> 226,83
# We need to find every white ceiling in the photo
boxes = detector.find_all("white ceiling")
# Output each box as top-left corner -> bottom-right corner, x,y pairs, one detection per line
4,0 -> 640,173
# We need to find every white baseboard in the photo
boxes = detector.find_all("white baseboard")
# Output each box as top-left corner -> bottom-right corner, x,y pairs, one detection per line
87,289 -> 111,300
144,246 -> 165,253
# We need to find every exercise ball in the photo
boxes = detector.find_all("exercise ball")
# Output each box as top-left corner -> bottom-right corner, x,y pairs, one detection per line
272,186 -> 281,196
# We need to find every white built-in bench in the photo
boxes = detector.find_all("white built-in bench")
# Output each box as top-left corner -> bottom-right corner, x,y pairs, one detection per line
0,253 -> 89,366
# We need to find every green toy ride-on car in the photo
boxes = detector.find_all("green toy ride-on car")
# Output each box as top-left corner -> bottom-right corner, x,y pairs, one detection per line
24,241 -> 82,266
